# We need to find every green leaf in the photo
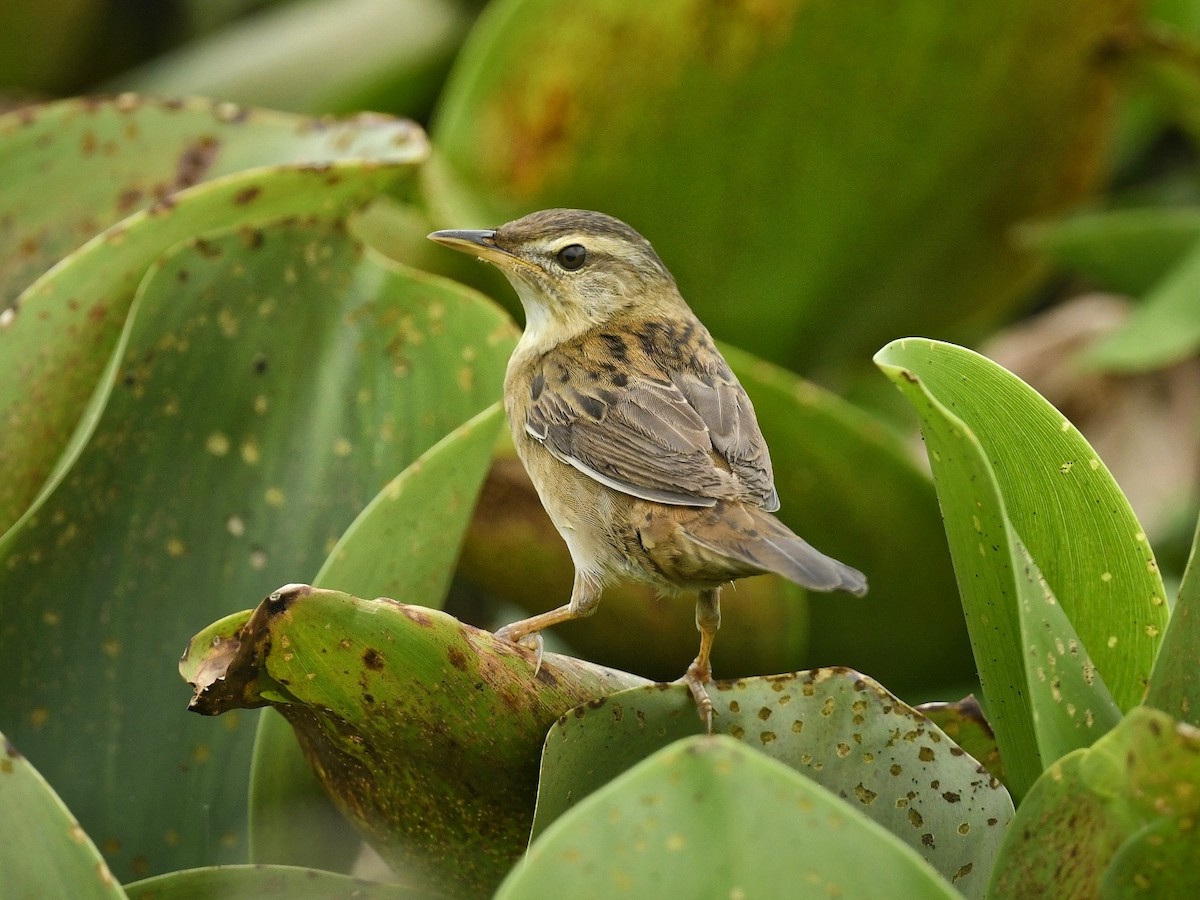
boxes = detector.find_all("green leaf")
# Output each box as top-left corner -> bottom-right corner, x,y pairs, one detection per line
0,221 -> 514,880
876,339 -> 1152,798
532,671 -> 1012,898
500,736 -> 961,900
428,0 -> 1138,373
247,404 -> 508,871
987,706 -> 1200,899
0,100 -> 427,533
116,0 -> 472,119
1019,207 -> 1200,296
1086,235 -> 1200,372
1146,512 -> 1200,725
0,733 -> 127,900
182,586 -> 650,898
124,863 -> 443,899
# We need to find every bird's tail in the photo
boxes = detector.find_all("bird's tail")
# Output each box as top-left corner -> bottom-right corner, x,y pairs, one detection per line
685,502 -> 867,596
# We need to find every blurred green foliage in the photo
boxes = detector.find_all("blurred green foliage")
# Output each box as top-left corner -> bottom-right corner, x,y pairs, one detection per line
2,0 -> 1200,897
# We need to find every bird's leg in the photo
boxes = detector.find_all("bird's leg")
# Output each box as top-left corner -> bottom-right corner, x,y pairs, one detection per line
494,571 -> 602,673
682,587 -> 721,734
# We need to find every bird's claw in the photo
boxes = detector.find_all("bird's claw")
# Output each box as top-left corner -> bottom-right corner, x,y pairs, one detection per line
494,626 -> 545,675
680,660 -> 715,734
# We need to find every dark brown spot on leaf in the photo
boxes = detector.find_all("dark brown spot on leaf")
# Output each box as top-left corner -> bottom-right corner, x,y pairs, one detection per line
362,648 -> 384,671
447,646 -> 467,671
234,186 -> 262,205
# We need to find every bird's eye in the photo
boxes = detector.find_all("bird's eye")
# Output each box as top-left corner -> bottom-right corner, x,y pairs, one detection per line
555,244 -> 587,271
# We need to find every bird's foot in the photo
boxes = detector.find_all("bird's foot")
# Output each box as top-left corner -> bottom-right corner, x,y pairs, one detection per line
494,625 -> 545,675
680,660 -> 715,734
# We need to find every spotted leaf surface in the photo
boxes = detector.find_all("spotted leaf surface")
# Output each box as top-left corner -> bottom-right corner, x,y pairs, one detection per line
0,733 -> 126,900
1146,513 -> 1200,727
182,586 -> 650,899
987,706 -> 1200,899
502,736 -> 960,900
0,220 -> 513,881
533,671 -> 1013,898
876,339 -> 1164,798
0,97 -> 427,532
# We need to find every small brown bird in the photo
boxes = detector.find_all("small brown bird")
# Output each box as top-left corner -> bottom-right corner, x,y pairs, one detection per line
429,209 -> 866,729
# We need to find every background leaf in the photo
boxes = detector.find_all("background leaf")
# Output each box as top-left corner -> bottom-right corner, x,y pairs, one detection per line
0,733 -> 126,900
0,99 -> 427,533
500,736 -> 961,900
124,863 -> 443,899
0,221 -> 512,881
427,0 -> 1140,374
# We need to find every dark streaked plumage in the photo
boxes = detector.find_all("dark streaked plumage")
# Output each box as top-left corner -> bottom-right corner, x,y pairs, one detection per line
428,209 -> 866,730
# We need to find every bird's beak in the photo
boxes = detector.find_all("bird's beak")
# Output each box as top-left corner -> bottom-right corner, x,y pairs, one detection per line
427,228 -> 517,268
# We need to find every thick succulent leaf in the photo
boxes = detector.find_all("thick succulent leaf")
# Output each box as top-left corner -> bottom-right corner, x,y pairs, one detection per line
116,0 -> 472,119
0,733 -> 126,900
123,864 -> 442,899
182,586 -> 650,899
532,671 -> 1012,898
428,0 -> 1139,373
1086,234 -> 1200,371
987,706 -> 1200,899
917,696 -> 1005,785
1019,207 -> 1200,296
248,405 -> 507,871
501,736 -> 960,900
0,100 -> 427,532
0,221 -> 514,880
876,340 -> 1148,798
1145,512 -> 1200,725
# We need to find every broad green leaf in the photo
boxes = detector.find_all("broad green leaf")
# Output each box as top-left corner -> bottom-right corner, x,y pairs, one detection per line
532,671 -> 1012,898
428,0 -> 1139,373
1146,512 -> 1200,725
248,404 -> 507,871
0,732 -> 127,900
876,340 -> 1166,707
876,339 -> 1145,798
987,706 -> 1200,899
1086,235 -> 1200,371
116,0 -> 472,119
124,864 -> 440,899
501,736 -> 960,900
0,221 -> 514,881
0,100 -> 427,533
182,586 -> 650,898
917,696 -> 1005,785
1019,208 -> 1200,296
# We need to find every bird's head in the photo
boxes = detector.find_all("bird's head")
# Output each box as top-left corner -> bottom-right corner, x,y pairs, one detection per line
429,208 -> 681,344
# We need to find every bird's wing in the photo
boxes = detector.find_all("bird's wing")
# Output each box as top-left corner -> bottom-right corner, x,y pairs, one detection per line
524,327 -> 779,509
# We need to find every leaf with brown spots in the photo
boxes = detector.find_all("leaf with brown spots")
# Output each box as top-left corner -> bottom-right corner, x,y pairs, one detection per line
988,706 -> 1200,899
532,668 -> 1013,898
918,695 -> 1005,785
182,585 -> 648,898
